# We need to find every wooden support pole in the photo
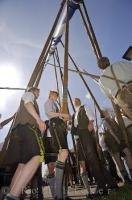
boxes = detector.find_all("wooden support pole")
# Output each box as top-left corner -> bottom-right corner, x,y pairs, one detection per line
27,0 -> 66,88
55,49 -> 75,113
80,1 -> 102,59
53,53 -> 61,106
46,62 -> 100,81
61,1 -> 69,114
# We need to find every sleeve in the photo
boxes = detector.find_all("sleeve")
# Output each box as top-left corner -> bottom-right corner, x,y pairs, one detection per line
22,92 -> 35,104
84,106 -> 94,121
44,100 -> 53,115
99,79 -> 112,98
102,120 -> 107,131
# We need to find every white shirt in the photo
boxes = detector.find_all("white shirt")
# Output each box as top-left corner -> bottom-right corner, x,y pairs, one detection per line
67,131 -> 74,150
99,61 -> 132,97
22,92 -> 35,104
44,99 -> 59,119
74,105 -> 94,127
0,142 -> 4,151
98,123 -> 108,151
98,133 -> 108,151
46,128 -> 52,137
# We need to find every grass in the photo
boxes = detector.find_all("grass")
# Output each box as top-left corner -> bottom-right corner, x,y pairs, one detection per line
100,184 -> 132,200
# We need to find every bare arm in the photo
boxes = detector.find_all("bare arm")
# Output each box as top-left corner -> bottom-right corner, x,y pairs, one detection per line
24,102 -> 46,132
48,111 -> 69,118
47,111 -> 60,118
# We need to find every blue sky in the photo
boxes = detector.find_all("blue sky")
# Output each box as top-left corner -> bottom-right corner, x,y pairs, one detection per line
0,0 -> 131,143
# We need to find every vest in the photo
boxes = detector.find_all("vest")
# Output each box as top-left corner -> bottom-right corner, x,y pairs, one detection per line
104,118 -> 124,145
71,114 -> 77,135
77,105 -> 89,130
14,97 -> 40,128
105,118 -> 121,136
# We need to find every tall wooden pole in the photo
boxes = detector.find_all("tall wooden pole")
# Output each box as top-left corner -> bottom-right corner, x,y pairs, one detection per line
55,49 -> 75,112
53,53 -> 61,106
61,1 -> 69,114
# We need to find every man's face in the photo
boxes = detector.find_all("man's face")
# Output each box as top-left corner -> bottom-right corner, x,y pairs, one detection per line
102,110 -> 109,118
34,89 -> 40,99
52,93 -> 58,101
73,98 -> 80,108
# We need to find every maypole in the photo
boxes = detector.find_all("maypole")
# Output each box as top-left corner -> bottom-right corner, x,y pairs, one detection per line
61,0 -> 69,115
1,0 -> 82,161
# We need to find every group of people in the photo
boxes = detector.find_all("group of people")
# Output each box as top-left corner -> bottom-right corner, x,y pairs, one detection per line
0,59 -> 132,200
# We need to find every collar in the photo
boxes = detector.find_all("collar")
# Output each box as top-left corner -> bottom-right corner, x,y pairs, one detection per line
75,105 -> 81,112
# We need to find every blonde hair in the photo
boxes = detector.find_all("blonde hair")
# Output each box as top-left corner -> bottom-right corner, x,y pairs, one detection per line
49,90 -> 59,98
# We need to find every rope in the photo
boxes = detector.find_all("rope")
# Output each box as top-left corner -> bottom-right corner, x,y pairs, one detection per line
61,0 -> 70,114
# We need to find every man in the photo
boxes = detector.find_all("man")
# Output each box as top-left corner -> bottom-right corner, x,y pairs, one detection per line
98,129 -> 123,186
101,109 -> 132,181
122,115 -> 132,153
2,87 -> 46,200
72,98 -> 117,198
98,57 -> 132,119
44,90 -> 71,200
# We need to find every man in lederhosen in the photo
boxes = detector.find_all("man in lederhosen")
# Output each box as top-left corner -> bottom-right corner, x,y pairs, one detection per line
98,57 -> 132,119
44,91 -> 71,200
72,98 -> 117,198
101,109 -> 132,181
2,87 -> 46,200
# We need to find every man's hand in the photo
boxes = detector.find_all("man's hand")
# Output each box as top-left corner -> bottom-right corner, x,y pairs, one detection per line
60,113 -> 71,121
0,123 -> 2,129
88,120 -> 94,132
36,118 -> 46,133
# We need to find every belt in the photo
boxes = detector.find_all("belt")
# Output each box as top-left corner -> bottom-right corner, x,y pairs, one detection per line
50,117 -> 64,122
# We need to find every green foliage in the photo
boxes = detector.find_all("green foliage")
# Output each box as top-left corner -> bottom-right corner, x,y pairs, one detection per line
100,184 -> 132,200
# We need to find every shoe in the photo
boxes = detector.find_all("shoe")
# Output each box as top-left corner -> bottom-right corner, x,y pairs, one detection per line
117,181 -> 125,187
96,187 -> 109,196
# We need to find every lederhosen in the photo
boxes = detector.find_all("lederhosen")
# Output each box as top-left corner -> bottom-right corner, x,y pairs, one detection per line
2,96 -> 44,166
74,106 -> 97,162
74,106 -> 113,188
43,121 -> 57,164
49,118 -> 68,151
49,102 -> 68,151
126,124 -> 132,153
104,118 -> 127,154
